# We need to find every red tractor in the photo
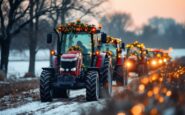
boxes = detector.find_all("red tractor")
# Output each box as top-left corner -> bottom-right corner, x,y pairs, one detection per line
147,49 -> 171,70
99,36 -> 126,86
40,21 -> 112,102
124,41 -> 148,77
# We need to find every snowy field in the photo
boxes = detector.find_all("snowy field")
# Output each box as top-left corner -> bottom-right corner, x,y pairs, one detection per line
7,49 -> 185,78
0,89 -> 106,115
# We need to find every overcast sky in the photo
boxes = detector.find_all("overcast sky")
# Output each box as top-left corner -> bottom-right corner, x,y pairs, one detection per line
102,0 -> 185,28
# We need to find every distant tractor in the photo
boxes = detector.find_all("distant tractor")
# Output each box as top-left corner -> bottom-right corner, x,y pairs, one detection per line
147,49 -> 171,70
40,21 -> 112,102
124,41 -> 148,77
99,36 -> 126,86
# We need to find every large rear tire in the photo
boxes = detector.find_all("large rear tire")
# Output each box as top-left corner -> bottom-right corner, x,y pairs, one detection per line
86,71 -> 100,101
102,58 -> 112,97
40,70 -> 53,102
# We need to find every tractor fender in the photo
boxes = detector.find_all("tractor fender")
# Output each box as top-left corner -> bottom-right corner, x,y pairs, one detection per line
117,56 -> 124,66
42,67 -> 55,74
95,53 -> 107,68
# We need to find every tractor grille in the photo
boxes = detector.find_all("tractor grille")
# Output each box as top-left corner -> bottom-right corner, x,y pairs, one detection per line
61,61 -> 77,70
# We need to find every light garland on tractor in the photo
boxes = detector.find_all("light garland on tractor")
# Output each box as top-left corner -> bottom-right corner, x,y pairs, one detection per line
126,41 -> 145,49
56,20 -> 100,34
106,36 -> 121,45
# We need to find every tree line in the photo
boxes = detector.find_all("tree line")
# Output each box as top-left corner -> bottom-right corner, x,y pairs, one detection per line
100,13 -> 185,49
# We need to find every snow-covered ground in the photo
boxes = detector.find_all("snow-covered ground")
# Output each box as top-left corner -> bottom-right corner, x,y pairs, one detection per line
8,49 -> 50,78
169,49 -> 185,59
8,60 -> 49,78
0,76 -> 137,115
0,89 -> 106,115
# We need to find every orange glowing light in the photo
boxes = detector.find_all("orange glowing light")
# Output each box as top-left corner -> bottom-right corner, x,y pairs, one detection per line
141,77 -> 149,85
150,108 -> 158,115
91,27 -> 96,33
153,87 -> 159,95
95,50 -> 100,55
139,84 -> 145,93
147,90 -> 153,97
131,103 -> 145,115
159,77 -> 163,82
117,112 -> 126,115
158,96 -> 164,103
163,58 -> 167,63
166,90 -> 172,97
125,61 -> 132,68
151,75 -> 157,82
151,60 -> 157,66
159,59 -> 163,64
50,50 -> 56,56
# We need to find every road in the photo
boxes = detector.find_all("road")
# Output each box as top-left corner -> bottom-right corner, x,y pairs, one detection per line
0,76 -> 137,115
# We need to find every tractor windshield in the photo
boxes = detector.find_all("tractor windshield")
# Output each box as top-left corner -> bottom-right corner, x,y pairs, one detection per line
61,33 -> 92,54
100,44 -> 116,56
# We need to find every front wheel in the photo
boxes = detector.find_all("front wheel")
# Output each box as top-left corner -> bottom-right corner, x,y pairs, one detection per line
40,70 -> 53,102
86,71 -> 100,101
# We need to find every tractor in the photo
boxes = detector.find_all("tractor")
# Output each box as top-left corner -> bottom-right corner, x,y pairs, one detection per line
147,49 -> 171,70
99,36 -> 126,86
40,20 -> 112,102
124,41 -> 148,77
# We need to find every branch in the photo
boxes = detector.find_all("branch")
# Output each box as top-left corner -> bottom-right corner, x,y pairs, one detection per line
12,6 -> 56,36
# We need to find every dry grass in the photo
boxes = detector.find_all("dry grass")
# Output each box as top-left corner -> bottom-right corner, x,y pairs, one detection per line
0,78 -> 39,98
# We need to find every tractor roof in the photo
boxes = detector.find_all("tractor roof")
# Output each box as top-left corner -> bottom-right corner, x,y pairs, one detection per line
56,20 -> 101,34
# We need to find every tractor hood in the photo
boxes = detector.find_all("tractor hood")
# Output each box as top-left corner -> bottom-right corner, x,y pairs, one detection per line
61,51 -> 81,61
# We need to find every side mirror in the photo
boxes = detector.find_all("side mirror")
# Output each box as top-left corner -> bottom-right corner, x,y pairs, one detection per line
47,33 -> 52,44
101,33 -> 107,43
121,42 -> 125,50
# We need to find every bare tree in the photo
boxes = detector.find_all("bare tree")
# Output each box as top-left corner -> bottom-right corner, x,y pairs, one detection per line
100,13 -> 132,40
0,0 -> 55,77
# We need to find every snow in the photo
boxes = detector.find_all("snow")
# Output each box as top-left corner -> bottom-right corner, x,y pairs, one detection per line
169,49 -> 185,59
9,49 -> 49,61
0,89 -> 106,115
8,60 -> 49,78
0,75 -> 138,115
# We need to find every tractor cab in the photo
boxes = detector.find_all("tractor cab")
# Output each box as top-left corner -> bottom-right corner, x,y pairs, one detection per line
99,36 -> 127,86
147,49 -> 171,70
99,36 -> 124,65
124,41 -> 148,76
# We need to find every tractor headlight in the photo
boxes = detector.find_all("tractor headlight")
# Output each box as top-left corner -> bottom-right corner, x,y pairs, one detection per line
125,60 -> 132,68
159,59 -> 163,64
163,58 -> 167,63
151,60 -> 157,66
71,67 -> 76,71
60,67 -> 64,71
